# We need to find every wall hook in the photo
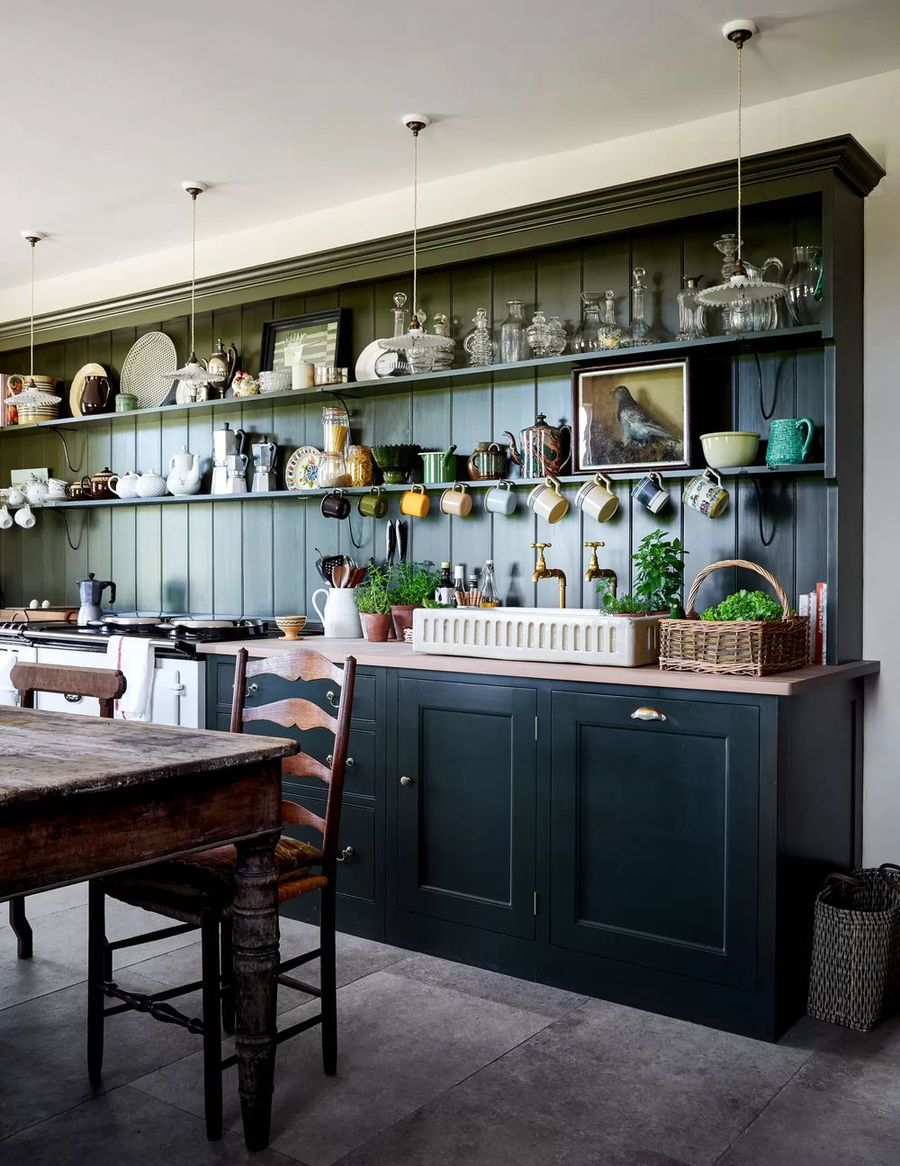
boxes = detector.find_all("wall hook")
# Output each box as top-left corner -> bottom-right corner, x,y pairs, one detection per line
53,428 -> 85,475
54,510 -> 88,552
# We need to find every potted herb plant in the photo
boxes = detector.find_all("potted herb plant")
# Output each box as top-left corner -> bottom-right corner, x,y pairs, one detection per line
388,560 -> 441,640
598,530 -> 687,617
355,564 -> 394,642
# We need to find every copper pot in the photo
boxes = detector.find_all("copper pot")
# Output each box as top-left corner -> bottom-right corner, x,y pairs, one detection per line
81,467 -> 117,501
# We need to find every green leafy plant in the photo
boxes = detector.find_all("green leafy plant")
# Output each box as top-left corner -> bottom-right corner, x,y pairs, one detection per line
598,531 -> 687,615
355,564 -> 392,615
388,560 -> 441,607
700,589 -> 786,622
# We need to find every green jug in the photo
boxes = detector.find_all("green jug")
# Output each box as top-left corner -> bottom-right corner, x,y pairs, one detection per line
766,417 -> 814,466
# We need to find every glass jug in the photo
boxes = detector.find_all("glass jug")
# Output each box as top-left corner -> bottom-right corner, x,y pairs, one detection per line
786,245 -> 824,325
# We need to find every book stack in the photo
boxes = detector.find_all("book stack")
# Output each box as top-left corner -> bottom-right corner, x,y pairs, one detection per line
798,583 -> 828,664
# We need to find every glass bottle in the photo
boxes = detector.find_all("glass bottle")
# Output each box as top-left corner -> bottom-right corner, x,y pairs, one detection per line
546,315 -> 567,356
624,266 -> 652,346
431,312 -> 455,370
346,444 -> 374,487
597,290 -> 622,350
573,294 -> 602,353
479,559 -> 500,608
434,562 -> 454,606
676,276 -> 707,341
453,564 -> 466,599
500,300 -> 527,363
463,308 -> 496,367
786,245 -> 823,325
526,310 -> 553,357
322,405 -> 350,454
374,291 -> 411,377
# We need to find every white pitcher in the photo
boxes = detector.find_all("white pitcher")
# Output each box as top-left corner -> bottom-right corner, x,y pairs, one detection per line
311,587 -> 362,640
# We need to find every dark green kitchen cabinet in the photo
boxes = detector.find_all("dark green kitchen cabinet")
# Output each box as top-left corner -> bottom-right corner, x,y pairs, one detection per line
549,691 -> 759,991
393,674 -> 538,939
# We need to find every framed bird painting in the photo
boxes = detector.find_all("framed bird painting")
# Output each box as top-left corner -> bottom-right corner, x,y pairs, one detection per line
573,360 -> 691,474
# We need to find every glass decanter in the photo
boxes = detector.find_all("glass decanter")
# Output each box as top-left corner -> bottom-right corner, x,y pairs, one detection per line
374,291 -> 411,377
573,294 -> 602,353
526,310 -> 553,357
546,315 -> 567,356
597,290 -> 622,350
676,276 -> 707,341
500,299 -> 527,363
463,308 -> 496,367
786,245 -> 823,325
430,312 -> 456,370
623,266 -> 652,346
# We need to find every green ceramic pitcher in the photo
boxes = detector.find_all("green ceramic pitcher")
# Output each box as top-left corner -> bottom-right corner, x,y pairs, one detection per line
766,417 -> 814,466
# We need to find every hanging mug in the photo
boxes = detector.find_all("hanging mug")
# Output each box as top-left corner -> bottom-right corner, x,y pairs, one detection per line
320,489 -> 350,520
683,468 -> 729,518
575,473 -> 618,522
631,471 -> 670,514
484,480 -> 517,516
358,486 -> 388,519
400,484 -> 430,518
440,483 -> 473,517
528,476 -> 569,524
14,503 -> 36,529
766,417 -> 814,466
0,505 -> 12,530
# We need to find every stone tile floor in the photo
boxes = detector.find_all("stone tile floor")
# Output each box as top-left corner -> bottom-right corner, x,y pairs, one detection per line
3,886 -> 900,1164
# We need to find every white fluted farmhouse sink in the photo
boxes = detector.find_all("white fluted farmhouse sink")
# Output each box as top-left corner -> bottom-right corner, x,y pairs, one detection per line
412,606 -> 661,667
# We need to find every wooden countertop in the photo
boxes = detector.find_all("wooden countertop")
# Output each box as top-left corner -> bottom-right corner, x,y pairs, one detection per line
198,638 -> 879,696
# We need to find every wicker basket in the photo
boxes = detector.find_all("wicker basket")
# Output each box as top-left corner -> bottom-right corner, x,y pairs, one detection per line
807,866 -> 900,1031
659,559 -> 809,676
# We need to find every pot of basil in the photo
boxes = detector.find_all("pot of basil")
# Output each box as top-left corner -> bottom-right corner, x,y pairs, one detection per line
598,530 -> 687,617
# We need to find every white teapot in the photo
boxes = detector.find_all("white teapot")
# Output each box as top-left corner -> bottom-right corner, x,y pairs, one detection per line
135,469 -> 167,499
109,470 -> 140,500
166,446 -> 202,496
24,475 -> 48,507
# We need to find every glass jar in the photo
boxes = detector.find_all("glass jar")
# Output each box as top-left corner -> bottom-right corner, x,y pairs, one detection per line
346,445 -> 374,487
546,315 -> 567,356
676,276 -> 707,341
573,295 -> 602,353
322,405 -> 350,454
526,310 -> 553,357
500,300 -> 527,363
623,266 -> 652,347
317,450 -> 350,489
463,308 -> 496,366
597,290 -> 622,350
786,245 -> 823,325
431,312 -> 455,370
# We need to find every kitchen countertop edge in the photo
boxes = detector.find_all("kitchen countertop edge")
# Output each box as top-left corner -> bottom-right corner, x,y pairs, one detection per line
197,639 -> 880,696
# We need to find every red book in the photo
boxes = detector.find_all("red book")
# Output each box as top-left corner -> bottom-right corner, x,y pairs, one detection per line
815,582 -> 828,665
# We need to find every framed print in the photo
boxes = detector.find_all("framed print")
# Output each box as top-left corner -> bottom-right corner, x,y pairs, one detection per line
573,360 -> 690,473
260,309 -> 348,373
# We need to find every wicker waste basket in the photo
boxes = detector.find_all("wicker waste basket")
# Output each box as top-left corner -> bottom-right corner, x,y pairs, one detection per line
807,865 -> 900,1031
659,559 -> 809,677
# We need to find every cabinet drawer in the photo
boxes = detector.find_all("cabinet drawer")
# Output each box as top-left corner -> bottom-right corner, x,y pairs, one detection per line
284,727 -> 375,799
282,787 -> 375,904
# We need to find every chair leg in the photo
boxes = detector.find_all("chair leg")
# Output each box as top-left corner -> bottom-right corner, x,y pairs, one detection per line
87,883 -> 106,1084
9,897 -> 33,960
220,917 -> 235,1036
201,913 -> 223,1141
320,880 -> 337,1076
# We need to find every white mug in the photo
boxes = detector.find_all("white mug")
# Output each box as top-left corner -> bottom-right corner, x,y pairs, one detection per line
0,505 -> 12,530
683,468 -> 729,519
528,476 -> 569,524
311,586 -> 363,639
484,480 -> 516,516
575,473 -> 618,522
14,503 -> 36,529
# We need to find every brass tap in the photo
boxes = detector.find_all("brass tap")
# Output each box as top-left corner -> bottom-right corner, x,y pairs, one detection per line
531,542 -> 567,608
584,541 -> 617,596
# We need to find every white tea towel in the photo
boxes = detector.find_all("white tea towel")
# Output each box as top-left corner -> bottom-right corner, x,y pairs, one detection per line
106,635 -> 155,721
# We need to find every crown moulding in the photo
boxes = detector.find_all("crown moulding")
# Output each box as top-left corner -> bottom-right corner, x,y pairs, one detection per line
0,135 -> 883,348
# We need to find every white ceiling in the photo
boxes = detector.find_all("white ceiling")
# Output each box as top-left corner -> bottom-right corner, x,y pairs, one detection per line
1,0 -> 899,294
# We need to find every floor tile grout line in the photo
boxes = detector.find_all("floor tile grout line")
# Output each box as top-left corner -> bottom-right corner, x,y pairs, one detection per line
711,1049 -> 816,1164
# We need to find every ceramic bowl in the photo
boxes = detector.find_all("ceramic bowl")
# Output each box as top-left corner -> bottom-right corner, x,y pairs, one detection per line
259,369 -> 292,394
274,615 -> 307,641
700,431 -> 760,469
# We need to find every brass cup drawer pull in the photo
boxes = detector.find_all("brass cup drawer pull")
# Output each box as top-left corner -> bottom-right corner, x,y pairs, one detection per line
326,754 -> 354,768
336,845 -> 355,863
325,689 -> 339,708
630,706 -> 667,722
245,683 -> 258,698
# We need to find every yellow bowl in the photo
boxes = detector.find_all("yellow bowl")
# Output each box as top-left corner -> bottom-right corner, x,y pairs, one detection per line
274,615 -> 307,641
700,431 -> 759,469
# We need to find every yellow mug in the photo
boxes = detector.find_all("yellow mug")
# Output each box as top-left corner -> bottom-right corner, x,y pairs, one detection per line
400,483 -> 430,518
440,483 -> 473,517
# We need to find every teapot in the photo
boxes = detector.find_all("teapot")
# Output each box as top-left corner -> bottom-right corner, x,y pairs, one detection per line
80,467 -> 118,501
108,470 -> 140,500
166,446 -> 202,496
135,469 -> 167,499
80,374 -> 115,415
207,339 -> 238,395
24,475 -> 49,506
504,413 -> 572,479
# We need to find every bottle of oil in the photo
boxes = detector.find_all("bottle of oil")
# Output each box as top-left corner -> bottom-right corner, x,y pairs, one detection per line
479,559 -> 500,608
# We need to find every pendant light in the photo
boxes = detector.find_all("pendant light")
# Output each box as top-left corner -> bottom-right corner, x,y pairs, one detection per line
4,230 -> 60,429
22,230 -> 47,388
697,20 -> 786,324
163,181 -> 222,394
378,115 -> 454,374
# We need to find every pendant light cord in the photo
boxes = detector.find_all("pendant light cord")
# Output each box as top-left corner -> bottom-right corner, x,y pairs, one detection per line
412,128 -> 419,323
736,37 -> 743,266
28,240 -> 35,378
190,191 -> 197,355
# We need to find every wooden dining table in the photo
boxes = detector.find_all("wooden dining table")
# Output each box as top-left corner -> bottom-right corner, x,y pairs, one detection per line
0,705 -> 297,1151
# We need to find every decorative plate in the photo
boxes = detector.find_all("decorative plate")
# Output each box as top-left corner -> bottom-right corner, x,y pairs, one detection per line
284,446 -> 321,491
354,339 -> 387,383
69,362 -> 107,418
120,332 -> 178,409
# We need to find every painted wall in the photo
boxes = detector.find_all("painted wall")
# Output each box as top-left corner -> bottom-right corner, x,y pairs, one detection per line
1,66 -> 898,863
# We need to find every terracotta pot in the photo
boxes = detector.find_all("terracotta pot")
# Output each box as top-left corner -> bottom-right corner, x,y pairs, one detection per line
360,612 -> 393,642
390,604 -> 418,641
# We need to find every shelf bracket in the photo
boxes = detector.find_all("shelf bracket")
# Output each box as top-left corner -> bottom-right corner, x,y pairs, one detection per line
751,476 -> 777,548
47,508 -> 88,551
53,428 -> 86,476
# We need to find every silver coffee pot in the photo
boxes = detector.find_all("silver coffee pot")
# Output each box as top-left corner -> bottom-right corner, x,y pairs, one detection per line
251,438 -> 278,493
212,422 -> 247,462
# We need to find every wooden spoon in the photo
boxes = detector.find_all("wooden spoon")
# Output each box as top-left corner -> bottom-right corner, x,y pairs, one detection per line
332,564 -> 349,589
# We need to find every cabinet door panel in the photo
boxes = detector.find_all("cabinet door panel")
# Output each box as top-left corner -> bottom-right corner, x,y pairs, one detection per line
551,691 -> 759,990
396,676 -> 536,938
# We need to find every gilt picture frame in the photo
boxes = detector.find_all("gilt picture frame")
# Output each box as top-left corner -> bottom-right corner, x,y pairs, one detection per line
573,359 -> 691,474
259,308 -> 348,373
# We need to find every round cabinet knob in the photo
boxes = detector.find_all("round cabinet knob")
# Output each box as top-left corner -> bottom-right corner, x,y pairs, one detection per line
630,706 -> 667,722
336,845 -> 355,863
326,755 -> 354,768
399,775 -> 413,786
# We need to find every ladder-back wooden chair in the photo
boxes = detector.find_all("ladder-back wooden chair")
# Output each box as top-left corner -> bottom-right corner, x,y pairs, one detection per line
86,645 -> 356,1141
7,661 -> 126,959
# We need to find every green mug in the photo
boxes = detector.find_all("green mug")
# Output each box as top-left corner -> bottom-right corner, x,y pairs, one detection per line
766,417 -> 814,466
358,486 -> 388,519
